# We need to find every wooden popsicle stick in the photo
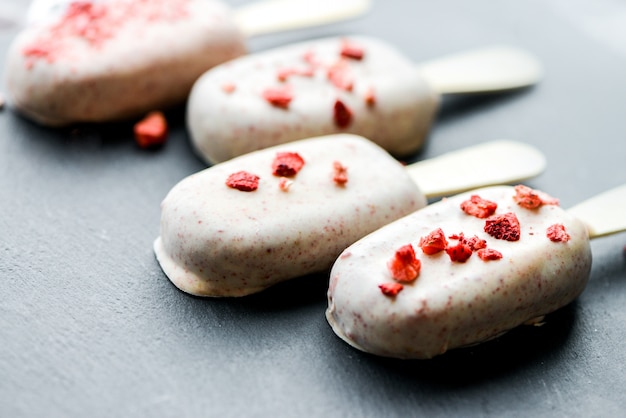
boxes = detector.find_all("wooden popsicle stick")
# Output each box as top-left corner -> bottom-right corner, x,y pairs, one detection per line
234,0 -> 372,38
567,185 -> 626,238
417,46 -> 543,94
407,140 -> 547,198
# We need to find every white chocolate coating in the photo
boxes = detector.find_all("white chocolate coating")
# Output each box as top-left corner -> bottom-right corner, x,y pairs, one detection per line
187,36 -> 439,163
326,186 -> 592,359
3,0 -> 246,126
154,134 -> 426,297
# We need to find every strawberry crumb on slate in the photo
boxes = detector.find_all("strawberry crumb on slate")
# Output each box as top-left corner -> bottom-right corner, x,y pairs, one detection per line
134,111 -> 168,149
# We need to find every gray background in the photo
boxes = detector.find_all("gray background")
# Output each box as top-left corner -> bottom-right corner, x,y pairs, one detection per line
1,0 -> 626,416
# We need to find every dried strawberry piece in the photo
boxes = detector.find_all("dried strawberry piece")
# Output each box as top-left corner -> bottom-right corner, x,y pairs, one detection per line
272,152 -> 305,177
546,224 -> 571,242
364,87 -> 376,107
446,242 -> 473,263
262,86 -> 293,108
379,282 -> 404,297
302,50 -> 321,67
277,69 -> 291,82
276,67 -> 315,82
22,1 -> 188,65
460,195 -> 498,218
134,111 -> 168,149
540,194 -> 560,206
225,171 -> 260,192
484,212 -> 521,241
419,228 -> 448,255
327,62 -> 354,91
460,234 -> 487,251
278,177 -> 293,191
333,99 -> 353,128
221,82 -> 236,93
448,233 -> 486,250
333,161 -> 348,185
513,185 -> 542,209
513,185 -> 559,209
477,248 -> 503,261
387,244 -> 421,282
340,41 -> 365,60
23,44 -> 56,65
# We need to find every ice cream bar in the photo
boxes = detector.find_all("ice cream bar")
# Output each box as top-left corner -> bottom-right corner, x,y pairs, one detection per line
187,35 -> 542,163
3,0 -> 370,126
326,184 -> 626,359
153,134 -> 545,297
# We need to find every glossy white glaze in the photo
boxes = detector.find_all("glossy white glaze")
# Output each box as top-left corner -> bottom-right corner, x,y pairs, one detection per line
154,134 -> 426,297
327,185 -> 592,359
187,35 -> 438,163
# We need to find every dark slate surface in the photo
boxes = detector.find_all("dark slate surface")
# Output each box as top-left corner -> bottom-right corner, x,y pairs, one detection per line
1,1 -> 625,416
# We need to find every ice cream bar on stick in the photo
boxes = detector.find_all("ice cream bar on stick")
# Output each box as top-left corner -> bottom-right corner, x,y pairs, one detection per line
187,35 -> 542,163
3,0 -> 371,126
153,134 -> 545,297
326,184 -> 626,359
